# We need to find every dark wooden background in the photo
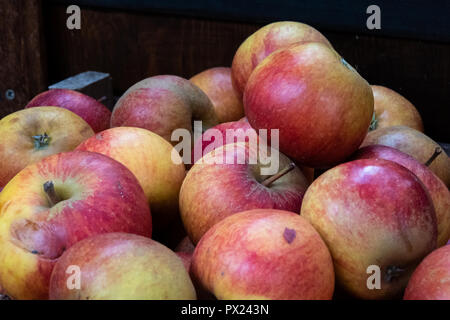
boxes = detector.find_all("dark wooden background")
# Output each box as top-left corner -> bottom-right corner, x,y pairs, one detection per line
1,0 -> 449,141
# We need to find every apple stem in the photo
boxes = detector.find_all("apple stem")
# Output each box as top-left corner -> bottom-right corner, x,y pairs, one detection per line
43,181 -> 60,207
369,112 -> 378,131
33,133 -> 50,149
262,162 -> 296,187
384,265 -> 404,283
424,147 -> 442,167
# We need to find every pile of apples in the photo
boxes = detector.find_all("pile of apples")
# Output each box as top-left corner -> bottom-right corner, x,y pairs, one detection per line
0,21 -> 449,300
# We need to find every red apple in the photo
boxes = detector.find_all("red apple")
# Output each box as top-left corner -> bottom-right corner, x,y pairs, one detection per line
175,236 -> 195,255
301,158 -> 437,299
404,245 -> 450,300
370,85 -> 423,132
180,142 -> 309,244
244,42 -> 374,168
111,75 -> 219,144
26,89 -> 111,133
0,151 -> 151,300
0,107 -> 94,187
76,127 -> 186,235
49,233 -> 196,300
362,125 -> 450,187
191,209 -> 335,299
231,21 -> 332,98
190,67 -> 244,123
353,145 -> 450,247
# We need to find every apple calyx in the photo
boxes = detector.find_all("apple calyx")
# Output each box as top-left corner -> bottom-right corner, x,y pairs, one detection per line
44,181 -> 61,207
32,133 -> 50,149
261,162 -> 296,187
369,112 -> 378,131
424,147 -> 442,167
384,265 -> 404,283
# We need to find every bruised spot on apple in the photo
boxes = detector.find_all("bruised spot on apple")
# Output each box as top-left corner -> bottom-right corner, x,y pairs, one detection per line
0,151 -> 151,300
301,158 -> 437,299
191,209 -> 335,300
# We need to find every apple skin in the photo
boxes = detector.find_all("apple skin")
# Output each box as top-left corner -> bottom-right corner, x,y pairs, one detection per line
0,151 -> 152,300
0,107 -> 94,187
49,233 -> 196,300
190,67 -> 244,123
111,75 -> 219,144
76,127 -> 186,234
301,158 -> 437,299
244,42 -> 374,168
180,142 -> 310,244
175,236 -> 195,254
231,21 -> 332,98
361,125 -> 450,188
26,89 -> 111,133
353,145 -> 450,247
370,85 -> 423,132
191,209 -> 335,300
404,244 -> 450,300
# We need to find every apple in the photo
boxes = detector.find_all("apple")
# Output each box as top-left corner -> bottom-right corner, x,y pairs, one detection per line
0,151 -> 152,300
353,145 -> 450,247
175,236 -> 195,254
76,127 -> 186,235
361,125 -> 450,187
190,67 -> 244,123
111,75 -> 219,144
49,232 -> 196,300
180,142 -> 310,244
231,21 -> 332,98
191,209 -> 335,299
370,85 -> 423,132
26,89 -> 111,133
301,158 -> 437,299
244,42 -> 374,168
0,107 -> 94,187
404,244 -> 450,300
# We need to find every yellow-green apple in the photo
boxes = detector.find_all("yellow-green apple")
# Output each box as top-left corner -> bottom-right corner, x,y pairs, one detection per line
111,75 -> 219,143
26,89 -> 112,133
76,127 -> 186,236
370,85 -> 423,132
361,125 -> 450,187
301,158 -> 437,299
49,232 -> 196,300
353,145 -> 450,247
180,142 -> 309,244
191,209 -> 335,299
231,21 -> 332,98
190,67 -> 244,123
403,244 -> 450,300
0,151 -> 151,300
244,42 -> 374,168
0,107 -> 94,187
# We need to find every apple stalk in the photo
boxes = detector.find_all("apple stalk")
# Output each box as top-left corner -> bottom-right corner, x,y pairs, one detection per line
424,147 -> 442,167
262,162 -> 296,187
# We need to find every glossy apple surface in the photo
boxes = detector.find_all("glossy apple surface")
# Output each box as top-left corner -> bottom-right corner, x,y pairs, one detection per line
191,209 -> 335,299
404,244 -> 450,300
111,75 -> 218,144
301,159 -> 437,299
354,145 -> 450,246
190,67 -> 244,123
244,42 -> 374,167
180,142 -> 309,244
0,107 -> 94,187
26,89 -> 111,133
231,21 -> 331,98
362,125 -> 450,187
0,151 -> 151,300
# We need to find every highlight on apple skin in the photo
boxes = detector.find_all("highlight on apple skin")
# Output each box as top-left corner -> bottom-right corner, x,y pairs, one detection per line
191,209 -> 335,300
301,158 -> 438,299
49,233 -> 196,300
0,151 -> 152,300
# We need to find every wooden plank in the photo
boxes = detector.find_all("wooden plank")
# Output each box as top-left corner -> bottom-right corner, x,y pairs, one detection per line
43,4 -> 450,141
0,0 -> 47,118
